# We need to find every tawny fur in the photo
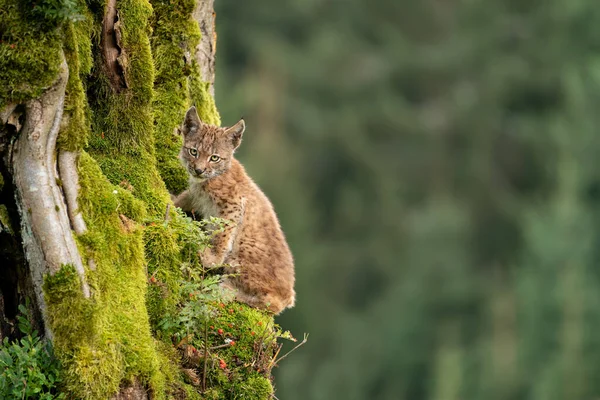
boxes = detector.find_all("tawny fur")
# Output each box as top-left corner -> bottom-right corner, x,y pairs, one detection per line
173,107 -> 295,314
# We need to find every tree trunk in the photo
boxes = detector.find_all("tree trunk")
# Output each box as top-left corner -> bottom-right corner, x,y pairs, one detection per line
0,0 -> 279,399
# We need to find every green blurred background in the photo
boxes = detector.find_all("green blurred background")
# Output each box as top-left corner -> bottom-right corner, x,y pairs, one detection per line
214,1 -> 600,399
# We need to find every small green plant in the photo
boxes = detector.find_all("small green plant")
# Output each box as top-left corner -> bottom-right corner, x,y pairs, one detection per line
0,302 -> 65,399
27,0 -> 84,25
158,260 -> 235,340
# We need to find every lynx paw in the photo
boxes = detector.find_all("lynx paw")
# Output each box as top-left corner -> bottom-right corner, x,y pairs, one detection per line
198,248 -> 219,267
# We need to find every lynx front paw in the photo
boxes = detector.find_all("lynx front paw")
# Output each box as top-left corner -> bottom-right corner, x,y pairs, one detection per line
198,248 -> 219,267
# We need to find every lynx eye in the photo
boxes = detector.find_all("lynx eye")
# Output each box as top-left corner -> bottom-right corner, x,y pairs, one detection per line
209,155 -> 221,162
188,148 -> 198,157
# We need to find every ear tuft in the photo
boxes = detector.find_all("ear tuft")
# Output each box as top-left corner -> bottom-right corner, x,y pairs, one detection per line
183,106 -> 202,133
225,118 -> 245,149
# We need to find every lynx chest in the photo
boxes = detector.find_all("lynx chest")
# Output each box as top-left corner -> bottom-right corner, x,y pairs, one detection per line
189,188 -> 220,219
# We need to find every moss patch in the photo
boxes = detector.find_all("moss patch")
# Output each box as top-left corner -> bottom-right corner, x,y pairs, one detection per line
189,71 -> 220,126
58,13 -> 94,151
43,153 -> 165,399
89,150 -> 170,216
144,212 -> 191,329
201,304 -> 276,400
0,204 -> 12,235
85,0 -> 171,217
183,303 -> 278,400
0,0 -> 64,107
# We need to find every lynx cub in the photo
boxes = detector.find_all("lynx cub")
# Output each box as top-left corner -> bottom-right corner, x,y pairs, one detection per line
173,106 -> 295,314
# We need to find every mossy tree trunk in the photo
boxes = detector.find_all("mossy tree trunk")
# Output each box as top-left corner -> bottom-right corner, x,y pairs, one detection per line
0,0 -> 275,399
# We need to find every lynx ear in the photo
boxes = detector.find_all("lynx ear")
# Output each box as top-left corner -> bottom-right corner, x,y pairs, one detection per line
225,118 -> 245,149
183,106 -> 202,135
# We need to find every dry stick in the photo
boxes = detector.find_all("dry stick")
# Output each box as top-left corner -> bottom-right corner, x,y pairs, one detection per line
254,323 -> 274,368
266,343 -> 283,375
271,333 -> 309,367
210,343 -> 234,351
164,203 -> 171,223
202,320 -> 209,392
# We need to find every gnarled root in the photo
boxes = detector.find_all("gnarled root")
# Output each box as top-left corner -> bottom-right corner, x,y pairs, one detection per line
11,54 -> 90,338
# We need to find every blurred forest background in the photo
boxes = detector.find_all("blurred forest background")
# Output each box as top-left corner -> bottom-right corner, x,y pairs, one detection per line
214,1 -> 600,399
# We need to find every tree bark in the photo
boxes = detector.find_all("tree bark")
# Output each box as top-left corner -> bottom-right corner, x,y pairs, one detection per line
193,0 -> 218,96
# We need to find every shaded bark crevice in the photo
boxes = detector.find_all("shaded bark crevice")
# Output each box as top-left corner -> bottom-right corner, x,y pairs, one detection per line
0,108 -> 44,343
57,151 -> 87,234
101,0 -> 128,92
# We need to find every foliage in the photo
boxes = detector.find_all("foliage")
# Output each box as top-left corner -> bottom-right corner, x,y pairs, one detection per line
28,0 -> 84,25
149,216 -> 295,399
158,273 -> 292,399
0,303 -> 64,399
157,257 -> 232,338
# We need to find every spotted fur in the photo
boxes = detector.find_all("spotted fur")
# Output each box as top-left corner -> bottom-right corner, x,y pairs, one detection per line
173,107 -> 296,314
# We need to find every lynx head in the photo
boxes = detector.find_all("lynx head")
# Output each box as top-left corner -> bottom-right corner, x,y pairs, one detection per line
179,106 -> 245,182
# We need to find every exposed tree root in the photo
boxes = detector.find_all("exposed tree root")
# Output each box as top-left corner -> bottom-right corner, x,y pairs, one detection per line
11,55 -> 90,337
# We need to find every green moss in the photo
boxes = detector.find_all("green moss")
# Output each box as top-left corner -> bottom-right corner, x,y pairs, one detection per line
0,0 -> 63,107
86,0 -> 170,217
43,264 -> 104,397
144,207 -> 214,332
234,375 -> 274,400
156,339 -> 203,399
42,153 -> 167,399
0,204 -> 13,235
210,304 -> 275,361
144,216 -> 184,327
115,186 -> 148,222
58,13 -> 94,151
149,0 -> 220,194
152,84 -> 189,194
89,151 -> 169,216
189,70 -> 220,125
190,304 -> 276,399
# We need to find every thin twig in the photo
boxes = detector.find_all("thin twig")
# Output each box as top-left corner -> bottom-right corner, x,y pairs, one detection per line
202,320 -> 208,392
254,322 -> 274,367
272,333 -> 309,366
266,343 -> 283,374
210,343 -> 233,350
164,203 -> 171,223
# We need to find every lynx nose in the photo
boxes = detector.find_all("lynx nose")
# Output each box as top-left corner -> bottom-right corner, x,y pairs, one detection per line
194,168 -> 204,176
